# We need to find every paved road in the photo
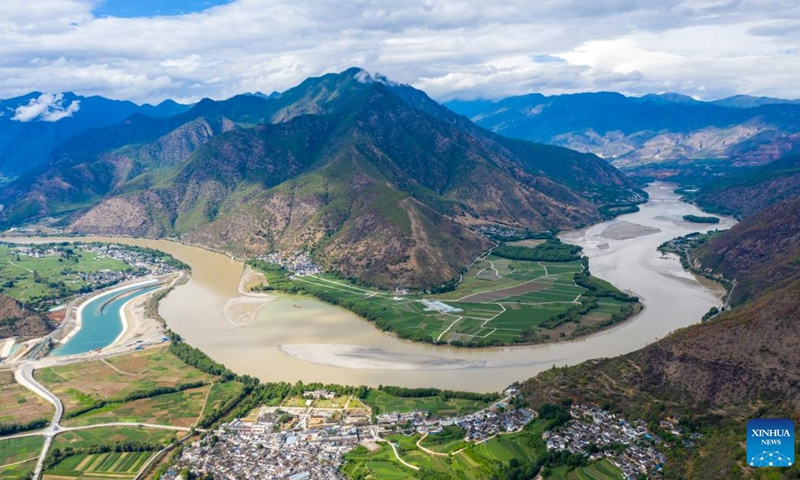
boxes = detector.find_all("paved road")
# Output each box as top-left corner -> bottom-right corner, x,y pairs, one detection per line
15,362 -> 64,480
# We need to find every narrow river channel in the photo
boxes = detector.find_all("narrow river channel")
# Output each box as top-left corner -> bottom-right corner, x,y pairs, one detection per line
5,182 -> 736,392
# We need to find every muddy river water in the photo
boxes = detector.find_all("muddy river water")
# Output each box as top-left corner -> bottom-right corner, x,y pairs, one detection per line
8,182 -> 736,391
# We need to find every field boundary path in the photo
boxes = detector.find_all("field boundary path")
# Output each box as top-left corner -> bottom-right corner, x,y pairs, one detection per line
6,360 -> 206,480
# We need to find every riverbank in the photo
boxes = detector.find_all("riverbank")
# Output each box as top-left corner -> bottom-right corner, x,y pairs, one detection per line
222,266 -> 275,327
0,185 -> 740,391
58,279 -> 159,348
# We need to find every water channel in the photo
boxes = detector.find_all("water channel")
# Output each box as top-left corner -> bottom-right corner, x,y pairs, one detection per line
52,283 -> 160,356
7,182 -> 737,391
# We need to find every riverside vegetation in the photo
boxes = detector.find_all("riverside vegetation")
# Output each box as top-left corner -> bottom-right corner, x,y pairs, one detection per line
3,330 -> 601,479
249,239 -> 639,347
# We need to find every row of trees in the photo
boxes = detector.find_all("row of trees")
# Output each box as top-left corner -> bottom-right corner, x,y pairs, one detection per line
0,418 -> 47,436
167,333 -> 237,381
493,240 -> 582,262
375,385 -> 501,403
574,258 -> 639,302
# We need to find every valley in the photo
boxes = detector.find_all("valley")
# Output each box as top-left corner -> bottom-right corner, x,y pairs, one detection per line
1,182 -> 733,393
3,3 -> 798,478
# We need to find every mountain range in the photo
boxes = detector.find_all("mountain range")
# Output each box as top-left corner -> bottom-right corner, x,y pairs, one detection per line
0,69 -> 641,289
0,92 -> 190,176
447,93 -> 800,172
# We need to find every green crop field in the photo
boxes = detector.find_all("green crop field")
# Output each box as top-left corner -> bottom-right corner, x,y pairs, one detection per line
43,450 -> 156,479
0,436 -> 44,478
61,384 -> 211,428
545,458 -> 623,479
363,390 -> 489,417
53,427 -> 176,450
0,243 -> 129,306
252,246 -> 638,346
342,423 -> 547,480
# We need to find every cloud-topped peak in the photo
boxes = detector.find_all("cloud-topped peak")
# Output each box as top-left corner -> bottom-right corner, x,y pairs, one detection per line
12,93 -> 81,122
352,68 -> 401,87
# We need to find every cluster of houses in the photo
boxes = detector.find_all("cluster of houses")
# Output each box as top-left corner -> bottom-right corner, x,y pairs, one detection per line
258,251 -> 323,276
167,388 -> 538,479
168,425 -> 359,479
543,404 -> 669,479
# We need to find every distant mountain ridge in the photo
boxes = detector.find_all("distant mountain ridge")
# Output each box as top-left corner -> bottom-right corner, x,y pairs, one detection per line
0,92 -> 191,175
0,69 -> 641,288
446,92 -> 800,170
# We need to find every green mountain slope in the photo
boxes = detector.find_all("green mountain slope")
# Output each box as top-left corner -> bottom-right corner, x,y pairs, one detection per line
0,69 -> 639,288
693,154 -> 800,218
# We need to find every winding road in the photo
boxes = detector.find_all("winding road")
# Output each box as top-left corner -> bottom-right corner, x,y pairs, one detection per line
6,355 -> 203,479
14,362 -> 63,480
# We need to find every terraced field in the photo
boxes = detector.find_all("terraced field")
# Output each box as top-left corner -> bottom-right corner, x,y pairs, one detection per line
342,426 -> 543,479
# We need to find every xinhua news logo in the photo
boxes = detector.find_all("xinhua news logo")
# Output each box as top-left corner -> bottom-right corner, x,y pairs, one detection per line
747,419 -> 795,467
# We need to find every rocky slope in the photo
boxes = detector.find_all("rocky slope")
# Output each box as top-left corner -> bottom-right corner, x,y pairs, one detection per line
0,69 -> 640,288
0,294 -> 54,341
692,198 -> 800,305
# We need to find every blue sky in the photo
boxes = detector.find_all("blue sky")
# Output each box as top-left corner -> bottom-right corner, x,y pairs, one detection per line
0,1 -> 798,104
93,0 -> 231,18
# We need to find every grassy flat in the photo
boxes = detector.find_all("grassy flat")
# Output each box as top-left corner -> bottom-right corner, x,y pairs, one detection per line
363,390 -> 489,417
34,346 -> 215,415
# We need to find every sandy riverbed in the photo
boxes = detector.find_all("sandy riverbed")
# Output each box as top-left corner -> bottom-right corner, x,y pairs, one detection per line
222,266 -> 276,327
600,220 -> 661,240
280,344 -> 487,370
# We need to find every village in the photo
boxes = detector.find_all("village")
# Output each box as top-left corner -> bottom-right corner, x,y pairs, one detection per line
164,388 -> 537,479
543,404 -> 672,479
257,251 -> 323,276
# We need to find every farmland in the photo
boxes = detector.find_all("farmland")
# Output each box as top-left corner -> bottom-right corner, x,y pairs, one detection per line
61,384 -> 211,428
341,420 -> 622,480
34,346 -> 216,415
0,370 -> 53,425
44,427 -> 179,479
250,241 -> 639,346
342,424 -> 544,479
43,450 -> 157,479
0,436 -> 44,478
53,426 -> 177,450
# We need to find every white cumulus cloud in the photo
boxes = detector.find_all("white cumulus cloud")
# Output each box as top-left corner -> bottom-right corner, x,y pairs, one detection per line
0,1 -> 798,102
12,92 -> 81,122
